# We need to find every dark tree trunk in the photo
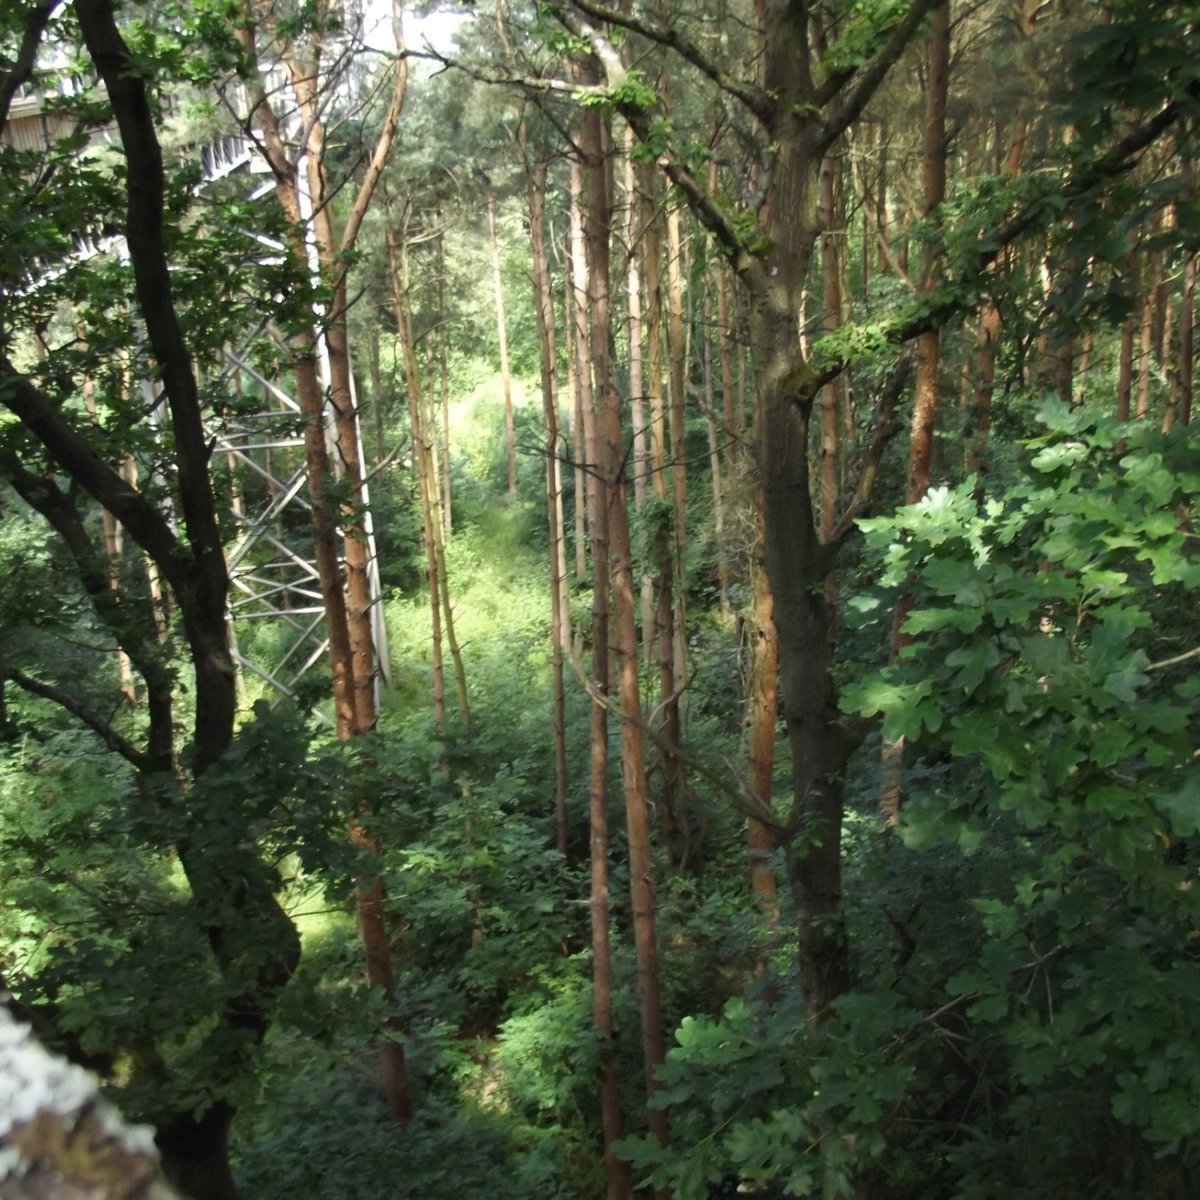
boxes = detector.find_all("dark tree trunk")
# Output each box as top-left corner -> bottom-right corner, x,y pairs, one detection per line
156,1103 -> 237,1200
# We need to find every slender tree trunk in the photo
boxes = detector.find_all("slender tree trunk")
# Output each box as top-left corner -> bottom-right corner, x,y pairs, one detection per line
716,259 -> 737,479
818,153 -> 841,546
237,22 -> 413,1124
626,127 -> 657,666
1117,257 -> 1138,422
389,228 -> 447,733
882,0 -> 949,824
565,247 -> 589,583
1137,235 -> 1161,419
584,97 -> 669,1151
1183,261 -> 1196,427
642,167 -> 685,866
527,151 -> 570,857
665,201 -> 689,764
489,194 -> 518,494
436,234 -> 453,542
289,56 -> 413,1117
703,279 -> 732,618
571,148 -> 632,1200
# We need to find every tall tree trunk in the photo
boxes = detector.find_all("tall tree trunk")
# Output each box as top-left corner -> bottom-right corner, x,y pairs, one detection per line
436,233 -> 453,542
287,40 -> 413,1118
489,194 -> 518,494
565,251 -> 589,582
641,166 -> 685,866
571,150 -> 632,1200
703,277 -> 732,618
584,97 -> 670,1150
664,201 -> 689,763
389,228 -> 448,733
818,153 -> 841,547
527,150 -> 570,858
237,14 -> 413,1124
882,0 -> 949,824
54,7 -> 311,1190
626,127 -> 657,665
1137,232 -> 1162,419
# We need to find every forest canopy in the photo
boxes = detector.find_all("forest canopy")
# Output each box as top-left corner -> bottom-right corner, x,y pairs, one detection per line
1,1 -> 1199,1198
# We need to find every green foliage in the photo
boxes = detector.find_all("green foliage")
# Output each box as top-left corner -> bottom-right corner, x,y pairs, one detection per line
617,991 -> 916,1199
820,1 -> 911,75
0,697 -> 339,1120
841,407 -> 1200,1188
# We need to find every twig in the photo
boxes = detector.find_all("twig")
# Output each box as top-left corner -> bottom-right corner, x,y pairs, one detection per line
1145,645 -> 1200,673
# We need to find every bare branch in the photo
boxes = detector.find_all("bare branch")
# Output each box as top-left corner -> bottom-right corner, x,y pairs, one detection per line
817,0 -> 944,156
4,668 -> 150,772
566,0 -> 773,123
1146,645 -> 1200,674
0,364 -> 191,596
566,645 -> 786,839
419,44 -> 594,100
826,356 -> 911,547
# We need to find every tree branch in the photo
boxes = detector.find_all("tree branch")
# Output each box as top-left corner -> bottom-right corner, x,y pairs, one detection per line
0,445 -> 176,770
0,365 -> 191,595
807,98 -> 1185,396
826,356 -> 911,548
1146,645 -> 1200,674
816,0 -> 945,156
338,0 -> 408,256
556,6 -> 769,288
567,644 -> 787,839
74,0 -> 226,599
0,1 -> 60,132
4,668 -> 150,772
75,0 -> 236,776
565,0 -> 774,123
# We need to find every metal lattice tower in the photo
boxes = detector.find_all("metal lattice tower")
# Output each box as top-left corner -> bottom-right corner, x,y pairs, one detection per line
3,85 -> 389,712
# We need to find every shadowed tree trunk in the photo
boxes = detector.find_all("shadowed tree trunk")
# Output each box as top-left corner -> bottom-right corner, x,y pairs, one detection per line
569,152 -> 631,1197
2,4 -> 310,1191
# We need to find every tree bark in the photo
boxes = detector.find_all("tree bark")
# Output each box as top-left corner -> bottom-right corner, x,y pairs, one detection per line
526,148 -> 571,857
236,2 -> 412,1123
389,227 -> 448,734
583,92 -> 669,1150
489,193 -> 518,494
570,146 -> 632,1200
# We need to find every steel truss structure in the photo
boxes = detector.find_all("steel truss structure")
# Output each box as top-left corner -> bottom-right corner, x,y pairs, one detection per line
3,90 -> 389,713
